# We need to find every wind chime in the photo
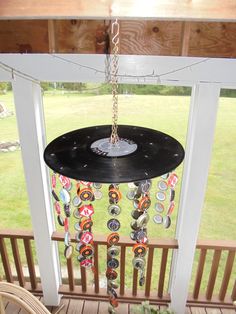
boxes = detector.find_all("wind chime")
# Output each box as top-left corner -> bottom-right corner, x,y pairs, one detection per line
44,19 -> 184,314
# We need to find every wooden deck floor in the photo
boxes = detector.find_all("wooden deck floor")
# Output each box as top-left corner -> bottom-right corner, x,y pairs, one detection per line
4,297 -> 236,313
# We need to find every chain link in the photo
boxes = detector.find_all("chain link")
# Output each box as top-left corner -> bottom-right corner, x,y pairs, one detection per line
105,54 -> 111,83
110,19 -> 120,144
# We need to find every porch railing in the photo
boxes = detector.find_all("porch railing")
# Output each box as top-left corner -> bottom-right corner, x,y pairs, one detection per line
0,230 -> 38,292
52,231 -> 177,304
0,230 -> 236,307
189,240 -> 236,306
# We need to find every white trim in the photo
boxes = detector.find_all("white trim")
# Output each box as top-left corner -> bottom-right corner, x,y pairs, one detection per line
0,54 -> 236,88
169,83 -> 221,314
12,77 -> 61,306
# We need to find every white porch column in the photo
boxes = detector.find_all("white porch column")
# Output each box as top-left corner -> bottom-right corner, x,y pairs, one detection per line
169,83 -> 221,313
12,77 -> 61,305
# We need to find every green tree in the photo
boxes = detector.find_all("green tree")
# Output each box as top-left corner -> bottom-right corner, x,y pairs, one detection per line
220,89 -> 236,97
0,82 -> 8,94
40,82 -> 51,91
62,83 -> 86,91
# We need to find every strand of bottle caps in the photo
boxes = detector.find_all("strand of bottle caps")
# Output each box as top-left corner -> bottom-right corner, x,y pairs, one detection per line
127,180 -> 152,287
73,181 -> 97,270
126,172 -> 178,286
153,172 -> 178,228
106,184 -> 122,314
51,173 -> 74,259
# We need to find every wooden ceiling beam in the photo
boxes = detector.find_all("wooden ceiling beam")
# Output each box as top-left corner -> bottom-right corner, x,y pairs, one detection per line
180,22 -> 191,56
1,0 -> 236,21
48,20 -> 57,53
1,20 -> 236,58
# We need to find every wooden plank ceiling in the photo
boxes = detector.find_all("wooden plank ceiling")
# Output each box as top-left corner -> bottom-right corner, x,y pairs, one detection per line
0,20 -> 236,57
0,1 -> 236,57
1,0 -> 236,20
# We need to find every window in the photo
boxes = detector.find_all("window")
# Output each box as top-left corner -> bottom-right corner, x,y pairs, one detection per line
200,89 -> 236,240
0,84 -> 31,230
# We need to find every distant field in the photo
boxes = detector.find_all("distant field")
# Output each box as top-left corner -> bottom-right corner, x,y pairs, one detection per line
0,92 -> 235,293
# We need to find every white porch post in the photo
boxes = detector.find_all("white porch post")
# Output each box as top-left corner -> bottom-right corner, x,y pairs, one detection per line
169,83 -> 221,313
12,77 -> 61,306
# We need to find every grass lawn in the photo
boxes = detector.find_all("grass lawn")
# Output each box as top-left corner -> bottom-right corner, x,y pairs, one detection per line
0,92 -> 235,294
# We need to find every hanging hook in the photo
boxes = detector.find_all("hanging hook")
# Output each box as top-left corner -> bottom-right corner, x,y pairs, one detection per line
11,69 -> 15,80
111,19 -> 119,45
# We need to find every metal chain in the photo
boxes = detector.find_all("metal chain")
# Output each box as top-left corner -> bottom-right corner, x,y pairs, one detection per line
110,19 -> 120,144
105,54 -> 111,83
104,20 -> 111,83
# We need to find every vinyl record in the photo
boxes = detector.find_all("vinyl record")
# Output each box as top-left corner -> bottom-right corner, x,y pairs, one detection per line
44,125 -> 184,183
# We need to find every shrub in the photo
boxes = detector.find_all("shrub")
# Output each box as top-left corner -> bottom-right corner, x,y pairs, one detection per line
130,301 -> 174,314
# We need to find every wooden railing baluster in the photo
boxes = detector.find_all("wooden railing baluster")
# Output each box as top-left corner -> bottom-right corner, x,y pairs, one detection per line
158,248 -> 169,298
132,268 -> 138,296
219,251 -> 235,301
193,248 -> 207,299
23,239 -> 37,290
80,265 -> 87,292
106,243 -> 109,293
119,244 -> 126,296
93,243 -> 99,293
66,257 -> 74,291
231,279 -> 236,301
145,247 -> 154,297
10,238 -> 25,287
0,238 -> 13,283
206,249 -> 221,300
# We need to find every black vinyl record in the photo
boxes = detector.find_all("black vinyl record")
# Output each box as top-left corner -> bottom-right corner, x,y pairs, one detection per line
44,125 -> 184,183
